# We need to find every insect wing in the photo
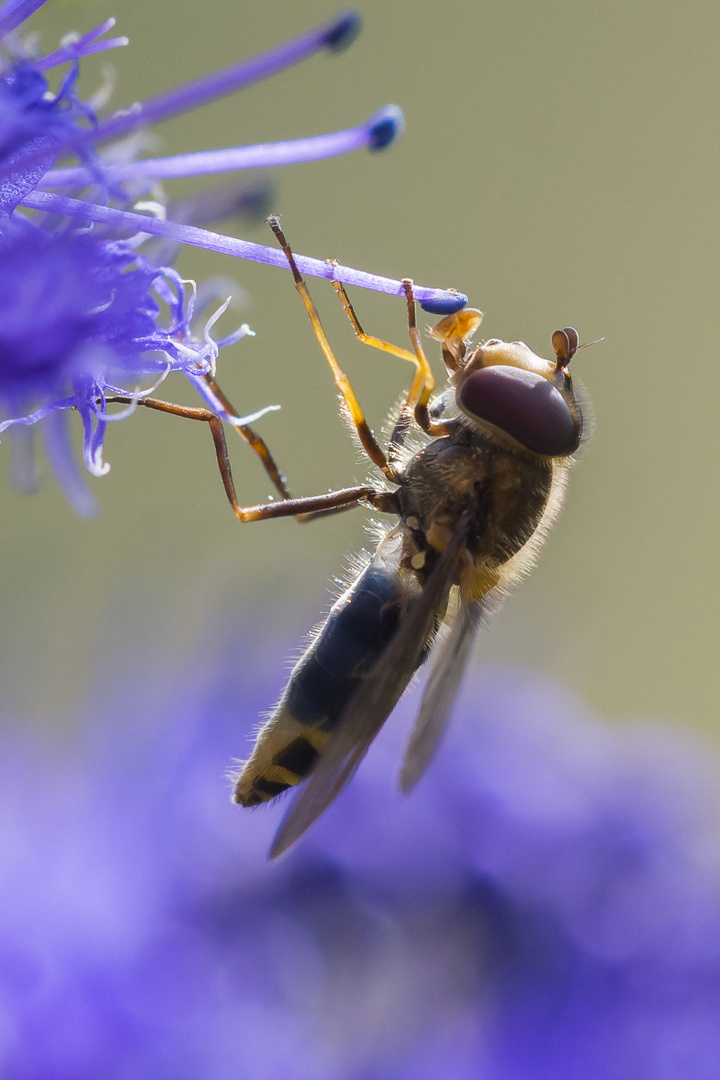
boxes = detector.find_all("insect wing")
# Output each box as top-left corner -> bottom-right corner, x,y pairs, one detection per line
400,598 -> 484,794
269,520 -> 471,859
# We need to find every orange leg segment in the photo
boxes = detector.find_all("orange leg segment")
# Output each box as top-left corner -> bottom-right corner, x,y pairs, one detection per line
267,217 -> 397,482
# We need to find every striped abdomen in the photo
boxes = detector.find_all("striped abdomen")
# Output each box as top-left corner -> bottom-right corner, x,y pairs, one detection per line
234,554 -> 413,807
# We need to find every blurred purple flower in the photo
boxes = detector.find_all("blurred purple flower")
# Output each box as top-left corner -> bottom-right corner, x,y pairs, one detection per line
0,2 -> 464,513
1,633 -> 719,1079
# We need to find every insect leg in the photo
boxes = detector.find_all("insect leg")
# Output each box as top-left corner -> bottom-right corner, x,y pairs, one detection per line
110,376 -> 292,503
401,279 -> 447,436
236,485 -> 376,523
107,393 -> 376,524
267,217 -> 397,482
105,394 -> 247,517
331,277 -> 420,368
330,278 -> 429,464
199,374 -> 291,499
295,486 -> 400,523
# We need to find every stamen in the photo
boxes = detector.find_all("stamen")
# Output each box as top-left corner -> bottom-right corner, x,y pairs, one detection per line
0,0 -> 47,38
216,324 -> 254,350
41,107 -> 405,188
36,20 -> 129,73
88,11 -> 364,147
21,189 -> 469,313
0,397 -> 76,437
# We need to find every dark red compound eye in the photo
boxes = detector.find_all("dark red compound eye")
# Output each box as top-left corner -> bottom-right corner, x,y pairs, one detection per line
458,366 -> 580,456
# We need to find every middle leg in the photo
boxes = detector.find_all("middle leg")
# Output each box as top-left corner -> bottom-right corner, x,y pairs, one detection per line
331,276 -> 435,415
200,373 -> 291,500
330,277 -> 438,462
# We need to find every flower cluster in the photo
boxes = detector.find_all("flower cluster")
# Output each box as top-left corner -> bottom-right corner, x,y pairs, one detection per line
0,0 -> 466,513
1,635 -> 719,1078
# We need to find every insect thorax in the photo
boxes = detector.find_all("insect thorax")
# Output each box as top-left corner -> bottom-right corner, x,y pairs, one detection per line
399,429 -> 554,569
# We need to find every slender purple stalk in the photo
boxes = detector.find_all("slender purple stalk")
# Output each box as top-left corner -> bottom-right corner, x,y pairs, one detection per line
35,19 -> 129,72
21,190 -> 467,313
40,107 -> 406,186
0,0 -> 45,37
89,10 -> 362,147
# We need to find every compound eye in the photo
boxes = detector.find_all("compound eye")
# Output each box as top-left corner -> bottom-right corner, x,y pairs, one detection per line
458,366 -> 580,456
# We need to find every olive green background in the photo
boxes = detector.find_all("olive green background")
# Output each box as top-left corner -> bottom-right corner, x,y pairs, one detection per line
5,0 -> 720,739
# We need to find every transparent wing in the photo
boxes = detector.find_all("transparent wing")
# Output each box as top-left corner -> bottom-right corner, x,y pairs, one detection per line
269,519 -> 471,859
399,597 -> 485,794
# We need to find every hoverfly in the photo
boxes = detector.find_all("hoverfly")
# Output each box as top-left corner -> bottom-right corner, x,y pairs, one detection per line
223,220 -> 588,857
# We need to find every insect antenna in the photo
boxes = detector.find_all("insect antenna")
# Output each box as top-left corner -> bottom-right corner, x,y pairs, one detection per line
552,327 -> 604,372
576,336 -> 605,351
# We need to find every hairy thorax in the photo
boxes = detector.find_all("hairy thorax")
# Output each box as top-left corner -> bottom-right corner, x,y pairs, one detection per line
398,431 -> 554,601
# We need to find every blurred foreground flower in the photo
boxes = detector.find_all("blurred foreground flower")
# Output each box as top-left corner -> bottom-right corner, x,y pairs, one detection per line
0,2 -> 465,513
1,635 -> 719,1079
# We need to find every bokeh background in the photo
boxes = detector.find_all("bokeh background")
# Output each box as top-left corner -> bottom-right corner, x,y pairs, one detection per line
6,0 -> 720,737
3,1 -> 720,1075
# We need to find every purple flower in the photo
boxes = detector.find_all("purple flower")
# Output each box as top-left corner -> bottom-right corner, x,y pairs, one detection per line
1,633 -> 719,1079
0,2 -> 466,512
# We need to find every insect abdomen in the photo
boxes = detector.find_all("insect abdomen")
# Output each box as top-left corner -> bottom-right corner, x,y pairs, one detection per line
234,560 -> 407,807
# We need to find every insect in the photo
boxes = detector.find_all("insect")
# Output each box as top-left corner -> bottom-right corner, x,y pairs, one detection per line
212,220 -> 588,857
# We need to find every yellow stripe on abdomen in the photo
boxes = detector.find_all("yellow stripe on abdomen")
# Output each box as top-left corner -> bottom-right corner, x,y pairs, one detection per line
233,713 -> 328,807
